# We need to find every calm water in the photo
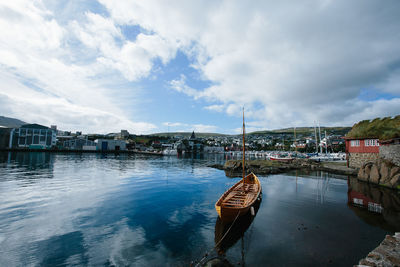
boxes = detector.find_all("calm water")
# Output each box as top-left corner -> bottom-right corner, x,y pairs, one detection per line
0,152 -> 399,266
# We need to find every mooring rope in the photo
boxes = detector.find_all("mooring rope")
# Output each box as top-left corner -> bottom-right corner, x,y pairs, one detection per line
193,211 -> 241,267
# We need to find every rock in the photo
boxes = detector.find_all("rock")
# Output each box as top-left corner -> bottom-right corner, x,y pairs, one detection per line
379,162 -> 391,185
365,164 -> 372,180
390,174 -> 400,188
358,233 -> 400,267
358,167 -> 367,181
370,165 -> 381,184
209,164 -> 224,170
390,166 -> 400,178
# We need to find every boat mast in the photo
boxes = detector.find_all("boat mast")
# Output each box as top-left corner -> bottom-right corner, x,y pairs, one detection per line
242,107 -> 246,186
318,122 -> 322,154
314,122 -> 318,153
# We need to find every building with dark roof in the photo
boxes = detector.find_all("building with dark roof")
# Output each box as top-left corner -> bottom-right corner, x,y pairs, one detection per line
9,124 -> 57,149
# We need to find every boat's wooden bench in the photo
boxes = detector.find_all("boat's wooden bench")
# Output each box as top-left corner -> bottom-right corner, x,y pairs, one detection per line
220,180 -> 259,208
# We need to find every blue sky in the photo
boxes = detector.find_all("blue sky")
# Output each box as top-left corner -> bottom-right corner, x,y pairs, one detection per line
0,1 -> 399,134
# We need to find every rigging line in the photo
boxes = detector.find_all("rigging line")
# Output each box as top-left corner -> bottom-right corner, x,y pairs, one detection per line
214,211 -> 241,249
194,210 -> 242,267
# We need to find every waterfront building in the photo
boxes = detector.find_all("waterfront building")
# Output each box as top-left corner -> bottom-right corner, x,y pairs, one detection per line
345,137 -> 380,168
63,137 -> 96,150
345,116 -> 400,168
9,124 -> 56,149
186,131 -> 203,153
119,130 -> 130,139
95,139 -> 127,151
0,127 -> 12,149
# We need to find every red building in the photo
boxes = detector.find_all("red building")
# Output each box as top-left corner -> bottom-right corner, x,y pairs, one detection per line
345,138 -> 380,168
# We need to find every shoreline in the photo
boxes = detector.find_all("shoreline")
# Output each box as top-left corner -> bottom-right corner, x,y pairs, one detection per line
209,158 -> 358,177
0,148 -> 163,156
357,232 -> 400,266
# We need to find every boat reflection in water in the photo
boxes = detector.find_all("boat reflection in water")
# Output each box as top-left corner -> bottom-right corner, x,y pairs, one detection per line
214,196 -> 261,263
347,177 -> 400,232
201,198 -> 261,266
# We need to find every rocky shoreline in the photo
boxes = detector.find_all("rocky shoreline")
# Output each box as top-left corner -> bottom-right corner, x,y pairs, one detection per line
209,159 -> 358,177
357,233 -> 400,266
358,159 -> 400,190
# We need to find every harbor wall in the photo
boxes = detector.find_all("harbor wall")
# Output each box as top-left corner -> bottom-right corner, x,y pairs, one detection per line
349,152 -> 379,168
380,144 -> 400,166
357,159 -> 400,189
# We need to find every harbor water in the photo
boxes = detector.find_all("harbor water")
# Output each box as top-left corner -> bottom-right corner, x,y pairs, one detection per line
0,152 -> 399,266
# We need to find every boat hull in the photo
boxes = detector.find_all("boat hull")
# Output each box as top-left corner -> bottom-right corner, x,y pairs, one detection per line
270,156 -> 293,162
215,173 -> 261,222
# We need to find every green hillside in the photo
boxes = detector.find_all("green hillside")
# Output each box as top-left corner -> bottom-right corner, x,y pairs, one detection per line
346,116 -> 400,140
248,127 -> 352,136
149,132 -> 229,138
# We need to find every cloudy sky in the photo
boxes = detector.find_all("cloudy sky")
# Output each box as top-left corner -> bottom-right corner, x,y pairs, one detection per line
0,1 -> 399,134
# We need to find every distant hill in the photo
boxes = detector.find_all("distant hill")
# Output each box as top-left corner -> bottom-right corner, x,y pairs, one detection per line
0,116 -> 26,128
248,126 -> 352,136
149,132 -> 229,138
149,127 -> 351,137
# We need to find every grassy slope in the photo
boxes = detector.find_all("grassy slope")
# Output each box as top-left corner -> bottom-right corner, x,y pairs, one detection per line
150,126 -> 352,138
249,127 -> 352,136
346,115 -> 400,140
149,132 -> 229,138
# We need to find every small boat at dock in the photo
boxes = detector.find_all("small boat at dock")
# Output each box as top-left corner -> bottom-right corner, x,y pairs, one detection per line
269,153 -> 294,162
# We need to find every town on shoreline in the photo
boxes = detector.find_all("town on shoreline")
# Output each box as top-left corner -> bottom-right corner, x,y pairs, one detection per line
1,115 -> 399,189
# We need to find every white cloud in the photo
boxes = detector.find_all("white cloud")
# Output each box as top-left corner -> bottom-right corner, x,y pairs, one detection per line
204,104 -> 224,112
169,74 -> 203,99
0,2 -> 161,133
1,0 -> 400,133
100,0 -> 400,129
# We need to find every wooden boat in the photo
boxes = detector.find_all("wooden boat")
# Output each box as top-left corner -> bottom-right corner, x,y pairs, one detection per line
215,172 -> 261,222
215,108 -> 262,222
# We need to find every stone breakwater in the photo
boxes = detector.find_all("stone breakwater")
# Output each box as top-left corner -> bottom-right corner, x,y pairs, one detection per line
357,233 -> 400,267
358,159 -> 400,190
209,159 -> 358,177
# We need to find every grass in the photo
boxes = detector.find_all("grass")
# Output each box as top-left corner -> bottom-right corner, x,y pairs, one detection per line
346,115 -> 400,140
249,127 -> 352,136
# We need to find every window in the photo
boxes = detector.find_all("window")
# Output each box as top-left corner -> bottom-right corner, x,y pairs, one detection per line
365,139 -> 379,146
353,198 -> 363,205
368,202 -> 383,213
350,140 -> 360,147
18,137 -> 26,145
